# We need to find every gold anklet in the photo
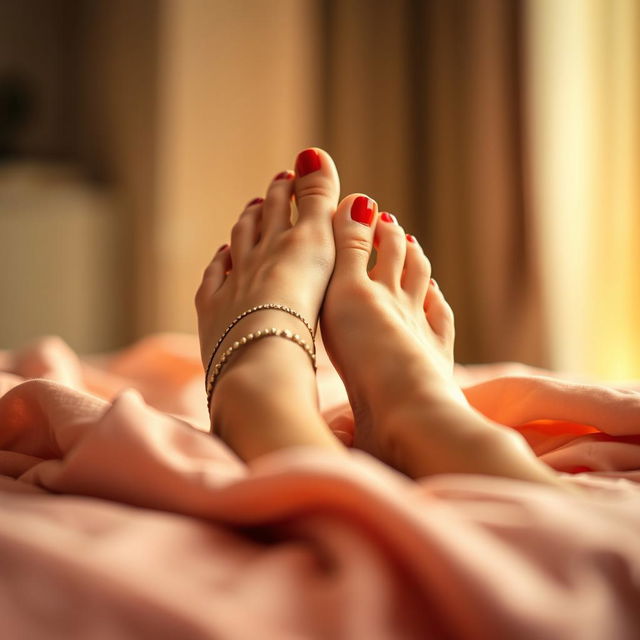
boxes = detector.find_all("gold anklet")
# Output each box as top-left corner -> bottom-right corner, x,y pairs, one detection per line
204,304 -> 315,391
206,328 -> 316,413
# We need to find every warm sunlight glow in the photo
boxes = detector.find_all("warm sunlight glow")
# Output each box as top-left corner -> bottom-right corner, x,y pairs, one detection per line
527,0 -> 640,378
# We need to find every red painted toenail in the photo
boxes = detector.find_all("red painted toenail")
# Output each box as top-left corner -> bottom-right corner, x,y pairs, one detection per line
274,171 -> 293,181
295,149 -> 321,176
380,212 -> 396,223
351,196 -> 376,226
247,197 -> 264,206
406,234 -> 416,243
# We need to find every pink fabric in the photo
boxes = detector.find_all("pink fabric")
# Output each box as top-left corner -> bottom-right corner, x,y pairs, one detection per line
1,334 -> 640,639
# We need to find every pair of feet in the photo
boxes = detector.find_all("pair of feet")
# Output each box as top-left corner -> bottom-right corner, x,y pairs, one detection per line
195,148 -> 562,486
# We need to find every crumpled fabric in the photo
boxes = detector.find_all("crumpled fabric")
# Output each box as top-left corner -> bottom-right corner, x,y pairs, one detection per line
1,334 -> 639,639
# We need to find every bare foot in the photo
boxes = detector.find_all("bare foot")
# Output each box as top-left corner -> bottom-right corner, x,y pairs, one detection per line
195,148 -> 344,461
321,195 -> 564,486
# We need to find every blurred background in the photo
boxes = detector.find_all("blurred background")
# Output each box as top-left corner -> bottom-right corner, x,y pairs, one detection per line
0,0 -> 638,378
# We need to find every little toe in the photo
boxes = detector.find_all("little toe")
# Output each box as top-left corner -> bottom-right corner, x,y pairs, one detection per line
230,199 -> 262,265
402,234 -> 431,303
332,194 -> 378,276
261,170 -> 295,236
424,279 -> 455,344
195,244 -> 231,311
293,148 -> 340,234
370,212 -> 406,289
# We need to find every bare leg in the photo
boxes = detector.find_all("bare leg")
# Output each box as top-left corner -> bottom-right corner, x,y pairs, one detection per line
321,196 -> 566,488
195,149 -> 344,461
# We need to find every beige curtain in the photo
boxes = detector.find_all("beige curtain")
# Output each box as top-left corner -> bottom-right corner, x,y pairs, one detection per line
323,0 -> 640,375
153,0 -> 323,334
108,0 -> 545,364
323,0 -> 547,365
90,0 -> 638,377
526,0 -> 640,378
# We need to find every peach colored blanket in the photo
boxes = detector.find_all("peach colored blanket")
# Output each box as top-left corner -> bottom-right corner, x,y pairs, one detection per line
1,334 -> 640,639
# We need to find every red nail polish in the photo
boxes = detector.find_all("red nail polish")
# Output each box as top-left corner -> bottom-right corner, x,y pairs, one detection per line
274,171 -> 293,181
216,244 -> 229,253
351,196 -> 376,226
247,197 -> 264,206
380,212 -> 396,223
295,149 -> 321,176
406,234 -> 416,243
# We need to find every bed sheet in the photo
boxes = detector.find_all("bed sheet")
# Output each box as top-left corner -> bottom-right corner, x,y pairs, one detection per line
1,334 -> 639,639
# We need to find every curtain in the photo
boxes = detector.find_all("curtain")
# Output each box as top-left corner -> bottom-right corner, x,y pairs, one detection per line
107,0 -> 639,378
321,0 -> 640,376
321,0 -> 548,366
151,0 -> 323,334
526,0 -> 640,378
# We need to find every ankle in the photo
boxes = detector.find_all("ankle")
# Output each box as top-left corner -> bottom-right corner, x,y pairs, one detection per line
212,351 -> 318,424
210,349 -> 345,459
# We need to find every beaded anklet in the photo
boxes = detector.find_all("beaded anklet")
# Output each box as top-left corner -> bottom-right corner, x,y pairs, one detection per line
204,303 -> 315,394
205,327 -> 316,414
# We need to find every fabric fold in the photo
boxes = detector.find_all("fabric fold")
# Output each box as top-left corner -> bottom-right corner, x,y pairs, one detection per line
1,334 -> 640,639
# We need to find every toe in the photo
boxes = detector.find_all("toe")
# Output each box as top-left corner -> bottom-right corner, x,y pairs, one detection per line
230,199 -> 262,265
293,148 -> 340,234
261,170 -> 295,236
425,279 -> 455,344
402,234 -> 431,303
332,193 -> 378,275
370,212 -> 406,289
195,244 -> 231,310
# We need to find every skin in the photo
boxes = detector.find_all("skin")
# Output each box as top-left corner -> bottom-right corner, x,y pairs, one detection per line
196,148 -> 567,489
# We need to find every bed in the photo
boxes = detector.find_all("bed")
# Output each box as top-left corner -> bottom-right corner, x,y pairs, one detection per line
1,333 -> 639,639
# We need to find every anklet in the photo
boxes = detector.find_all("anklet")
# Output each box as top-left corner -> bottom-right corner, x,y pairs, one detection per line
206,328 -> 317,413
204,304 -> 315,391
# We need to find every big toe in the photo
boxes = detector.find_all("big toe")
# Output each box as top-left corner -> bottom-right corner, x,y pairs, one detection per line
332,193 -> 378,276
293,148 -> 340,234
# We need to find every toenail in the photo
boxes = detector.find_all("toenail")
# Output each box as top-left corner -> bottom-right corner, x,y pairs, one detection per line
351,196 -> 376,226
216,244 -> 229,253
406,234 -> 417,243
380,212 -> 397,224
274,171 -> 293,181
247,197 -> 264,207
295,149 -> 321,176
